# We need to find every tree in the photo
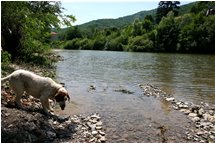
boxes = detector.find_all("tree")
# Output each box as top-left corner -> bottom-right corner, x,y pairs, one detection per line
132,19 -> 142,36
142,19 -> 153,33
1,1 -> 76,61
156,1 -> 180,24
144,15 -> 154,23
64,26 -> 82,40
179,13 -> 215,53
190,1 -> 215,14
156,11 -> 180,52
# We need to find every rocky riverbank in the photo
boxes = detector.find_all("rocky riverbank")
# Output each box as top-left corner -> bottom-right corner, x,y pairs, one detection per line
1,63 -> 106,143
139,84 -> 215,143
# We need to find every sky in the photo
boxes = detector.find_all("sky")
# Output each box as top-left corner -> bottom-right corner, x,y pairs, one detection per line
61,1 -> 193,26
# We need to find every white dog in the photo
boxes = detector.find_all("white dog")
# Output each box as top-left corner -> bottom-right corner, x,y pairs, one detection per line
1,69 -> 70,115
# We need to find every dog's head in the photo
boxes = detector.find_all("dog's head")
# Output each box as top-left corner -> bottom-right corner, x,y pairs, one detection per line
55,87 -> 70,110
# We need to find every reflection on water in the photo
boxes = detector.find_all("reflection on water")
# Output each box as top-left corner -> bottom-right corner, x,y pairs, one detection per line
160,98 -> 172,115
55,50 -> 215,142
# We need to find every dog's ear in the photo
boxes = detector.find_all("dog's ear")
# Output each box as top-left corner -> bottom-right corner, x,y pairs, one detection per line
55,87 -> 70,101
56,87 -> 67,96
60,82 -> 65,87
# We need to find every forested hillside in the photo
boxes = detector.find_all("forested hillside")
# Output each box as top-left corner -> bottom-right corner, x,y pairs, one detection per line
56,1 -> 215,54
57,2 -> 195,36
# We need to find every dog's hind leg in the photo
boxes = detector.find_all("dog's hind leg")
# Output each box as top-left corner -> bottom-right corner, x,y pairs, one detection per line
10,82 -> 24,109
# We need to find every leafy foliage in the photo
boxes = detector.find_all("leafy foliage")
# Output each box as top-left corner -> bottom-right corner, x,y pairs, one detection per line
60,26 -> 82,40
1,51 -> 12,66
156,11 -> 180,52
1,1 -> 75,63
155,1 -> 180,24
58,1 -> 215,54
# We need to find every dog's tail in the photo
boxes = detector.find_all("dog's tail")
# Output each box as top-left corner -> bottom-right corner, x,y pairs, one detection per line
1,74 -> 11,84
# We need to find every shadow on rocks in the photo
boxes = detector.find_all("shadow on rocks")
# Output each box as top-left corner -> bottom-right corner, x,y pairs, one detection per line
1,105 -> 77,143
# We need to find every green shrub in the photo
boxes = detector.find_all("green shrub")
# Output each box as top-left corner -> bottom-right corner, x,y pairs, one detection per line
105,36 -> 127,51
63,39 -> 80,49
1,51 -> 11,65
79,38 -> 94,50
92,37 -> 106,50
127,36 -> 154,52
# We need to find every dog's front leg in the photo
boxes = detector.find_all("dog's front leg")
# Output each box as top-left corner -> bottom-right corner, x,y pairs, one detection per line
40,97 -> 53,115
46,99 -> 54,112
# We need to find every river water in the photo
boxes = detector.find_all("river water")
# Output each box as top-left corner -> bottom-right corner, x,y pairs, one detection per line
55,50 -> 215,142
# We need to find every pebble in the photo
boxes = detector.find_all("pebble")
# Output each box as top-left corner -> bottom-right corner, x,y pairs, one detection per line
209,110 -> 214,115
99,131 -> 105,136
71,113 -> 106,142
4,113 -> 10,117
188,113 -> 198,117
96,126 -> 102,130
92,130 -> 98,136
196,131 -> 204,135
100,136 -> 106,142
198,108 -> 204,115
180,109 -> 191,114
96,121 -> 103,126
165,97 -> 175,102
47,131 -> 56,139
209,135 -> 215,140
191,117 -> 200,122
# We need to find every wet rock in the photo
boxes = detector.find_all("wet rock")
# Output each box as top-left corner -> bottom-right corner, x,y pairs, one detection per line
114,88 -> 134,94
173,106 -> 179,110
208,110 -> 214,115
92,130 -> 98,136
165,97 -> 175,102
100,136 -> 106,142
209,135 -> 215,141
179,104 -> 189,109
180,109 -> 191,115
96,121 -> 103,126
96,126 -> 102,130
3,112 -> 10,117
88,85 -> 96,92
47,131 -> 56,139
191,117 -> 200,122
203,113 -> 211,120
196,131 -> 204,135
188,113 -> 198,118
139,84 -> 168,97
198,108 -> 205,116
99,131 -> 105,136
199,122 -> 212,128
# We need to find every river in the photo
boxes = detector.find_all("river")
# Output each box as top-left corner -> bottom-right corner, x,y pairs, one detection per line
55,50 -> 215,142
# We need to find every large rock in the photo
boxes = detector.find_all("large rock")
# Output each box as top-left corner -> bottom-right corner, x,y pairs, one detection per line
188,113 -> 198,118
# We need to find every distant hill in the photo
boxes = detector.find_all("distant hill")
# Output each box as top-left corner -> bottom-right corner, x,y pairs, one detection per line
78,9 -> 157,31
57,2 -> 196,35
78,2 -> 195,31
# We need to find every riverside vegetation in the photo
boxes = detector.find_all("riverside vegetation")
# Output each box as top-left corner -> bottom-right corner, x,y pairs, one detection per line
56,1 -> 215,54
